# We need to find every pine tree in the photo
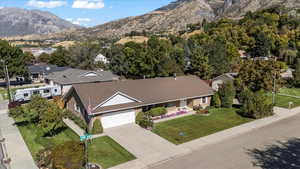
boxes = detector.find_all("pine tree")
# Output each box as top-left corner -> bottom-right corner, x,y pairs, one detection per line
212,92 -> 221,108
219,81 -> 236,108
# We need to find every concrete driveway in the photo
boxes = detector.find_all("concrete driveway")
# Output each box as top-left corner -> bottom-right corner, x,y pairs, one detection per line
105,124 -> 189,167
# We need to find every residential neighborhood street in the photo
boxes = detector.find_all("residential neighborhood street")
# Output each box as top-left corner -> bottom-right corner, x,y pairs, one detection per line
150,112 -> 300,169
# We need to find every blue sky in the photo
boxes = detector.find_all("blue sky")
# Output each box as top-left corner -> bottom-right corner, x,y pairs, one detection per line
0,0 -> 174,27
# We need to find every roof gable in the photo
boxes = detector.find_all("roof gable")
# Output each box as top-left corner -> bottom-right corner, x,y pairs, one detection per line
93,91 -> 141,110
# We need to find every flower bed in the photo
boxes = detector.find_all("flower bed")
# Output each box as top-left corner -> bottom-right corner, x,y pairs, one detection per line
152,110 -> 188,120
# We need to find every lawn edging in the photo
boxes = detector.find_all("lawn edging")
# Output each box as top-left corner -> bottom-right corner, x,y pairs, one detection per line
180,106 -> 300,151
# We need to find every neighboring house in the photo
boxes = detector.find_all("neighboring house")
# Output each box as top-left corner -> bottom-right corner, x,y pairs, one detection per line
64,75 -> 214,129
28,64 -> 69,83
211,73 -> 238,91
46,69 -> 119,94
95,53 -> 109,64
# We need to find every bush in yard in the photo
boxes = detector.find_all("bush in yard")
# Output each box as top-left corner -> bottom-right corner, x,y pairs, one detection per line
148,107 -> 167,117
212,92 -> 221,108
52,141 -> 85,169
196,109 -> 209,114
91,119 -> 103,134
8,101 -> 21,109
238,89 -> 273,119
136,112 -> 153,129
36,148 -> 53,169
218,81 -> 236,108
9,106 -> 26,121
193,105 -> 203,111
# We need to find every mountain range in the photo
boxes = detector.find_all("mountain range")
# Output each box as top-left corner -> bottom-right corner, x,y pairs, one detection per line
0,8 -> 81,37
1,0 -> 300,40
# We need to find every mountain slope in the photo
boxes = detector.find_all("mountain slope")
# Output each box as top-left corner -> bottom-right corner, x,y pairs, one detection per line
61,0 -> 300,40
14,0 -> 300,40
0,8 -> 81,37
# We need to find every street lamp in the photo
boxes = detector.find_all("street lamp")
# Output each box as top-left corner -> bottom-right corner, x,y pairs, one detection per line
0,59 -> 11,103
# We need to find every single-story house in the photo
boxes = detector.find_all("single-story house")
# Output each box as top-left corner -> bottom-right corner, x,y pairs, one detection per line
28,64 -> 69,83
211,73 -> 238,91
64,75 -> 214,129
45,69 -> 119,94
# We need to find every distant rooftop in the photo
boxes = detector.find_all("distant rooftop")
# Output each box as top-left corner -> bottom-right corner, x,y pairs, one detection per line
28,64 -> 69,75
46,68 -> 119,85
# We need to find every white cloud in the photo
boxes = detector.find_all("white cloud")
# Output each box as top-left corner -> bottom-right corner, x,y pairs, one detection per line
66,18 -> 92,26
27,0 -> 67,8
72,0 -> 104,9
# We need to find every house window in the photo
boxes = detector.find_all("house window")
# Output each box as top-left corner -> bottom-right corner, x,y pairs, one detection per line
33,90 -> 40,95
167,102 -> 176,108
74,103 -> 81,113
202,97 -> 207,104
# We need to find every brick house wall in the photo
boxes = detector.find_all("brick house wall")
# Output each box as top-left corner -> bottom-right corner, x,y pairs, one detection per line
187,96 -> 211,109
65,89 -> 89,122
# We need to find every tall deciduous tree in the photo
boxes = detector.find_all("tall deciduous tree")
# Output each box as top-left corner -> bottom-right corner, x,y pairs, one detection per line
0,40 -> 28,78
190,47 -> 212,80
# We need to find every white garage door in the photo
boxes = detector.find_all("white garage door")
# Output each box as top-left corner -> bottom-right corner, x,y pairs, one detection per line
101,109 -> 136,129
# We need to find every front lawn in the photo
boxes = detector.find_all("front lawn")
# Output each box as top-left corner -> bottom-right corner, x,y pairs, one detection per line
88,136 -> 136,169
153,108 -> 253,144
18,123 -> 135,168
279,88 -> 300,97
274,95 -> 300,108
18,123 -> 79,159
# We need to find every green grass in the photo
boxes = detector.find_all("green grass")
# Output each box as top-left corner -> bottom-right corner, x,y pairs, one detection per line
279,88 -> 300,96
88,136 -> 135,169
266,88 -> 300,108
18,124 -> 79,159
153,108 -> 253,145
273,95 -> 300,108
18,123 -> 135,168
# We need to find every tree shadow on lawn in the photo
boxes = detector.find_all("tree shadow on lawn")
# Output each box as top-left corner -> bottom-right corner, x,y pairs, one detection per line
247,138 -> 300,169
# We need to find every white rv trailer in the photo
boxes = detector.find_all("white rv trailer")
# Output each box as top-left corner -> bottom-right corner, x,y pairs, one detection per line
13,85 -> 62,102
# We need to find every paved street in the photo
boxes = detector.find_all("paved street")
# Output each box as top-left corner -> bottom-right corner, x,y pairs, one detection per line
150,113 -> 300,169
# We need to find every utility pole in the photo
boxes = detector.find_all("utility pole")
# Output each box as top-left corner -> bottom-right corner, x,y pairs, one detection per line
1,60 -> 11,103
272,74 -> 276,105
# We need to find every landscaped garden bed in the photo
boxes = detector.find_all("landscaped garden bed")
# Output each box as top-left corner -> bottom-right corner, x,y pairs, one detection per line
153,108 -> 253,144
151,110 -> 188,121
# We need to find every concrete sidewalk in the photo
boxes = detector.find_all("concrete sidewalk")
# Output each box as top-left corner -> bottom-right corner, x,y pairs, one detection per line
0,109 -> 38,169
63,118 -> 85,136
109,106 -> 300,169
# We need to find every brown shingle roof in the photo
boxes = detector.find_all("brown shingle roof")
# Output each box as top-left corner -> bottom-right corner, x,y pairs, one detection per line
71,75 -> 214,114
